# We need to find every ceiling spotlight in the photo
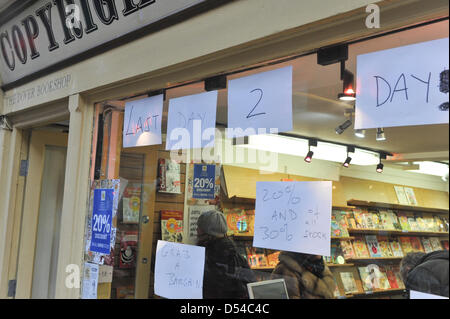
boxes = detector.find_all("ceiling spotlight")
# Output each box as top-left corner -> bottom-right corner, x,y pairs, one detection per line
304,139 -> 317,163
376,153 -> 387,173
343,146 -> 355,168
338,69 -> 356,101
354,129 -> 366,138
376,128 -> 386,141
335,119 -> 352,135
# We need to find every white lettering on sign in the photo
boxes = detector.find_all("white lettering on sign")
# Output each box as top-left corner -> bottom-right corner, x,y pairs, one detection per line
253,181 -> 332,256
154,240 -> 205,299
355,37 -> 449,129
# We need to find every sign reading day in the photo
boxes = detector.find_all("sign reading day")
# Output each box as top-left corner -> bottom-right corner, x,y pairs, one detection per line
166,91 -> 218,150
253,181 -> 332,256
227,66 -> 293,138
0,0 -> 207,86
123,95 -> 163,148
154,240 -> 205,299
90,189 -> 114,254
355,37 -> 449,129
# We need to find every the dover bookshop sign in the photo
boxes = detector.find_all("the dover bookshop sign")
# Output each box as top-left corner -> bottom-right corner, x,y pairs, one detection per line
0,0 -> 207,86
355,37 -> 449,129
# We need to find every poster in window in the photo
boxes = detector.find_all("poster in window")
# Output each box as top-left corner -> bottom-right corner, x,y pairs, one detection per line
161,210 -> 184,243
192,164 -> 216,200
157,158 -> 182,194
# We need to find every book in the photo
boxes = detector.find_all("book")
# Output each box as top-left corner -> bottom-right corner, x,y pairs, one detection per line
331,214 -> 342,237
379,210 -> 394,230
358,266 -> 374,292
122,183 -> 141,224
392,265 -> 405,289
397,212 -> 411,231
340,272 -> 359,294
399,237 -> 414,255
366,235 -> 382,257
429,237 -> 443,251
352,236 -> 370,258
388,210 -> 402,230
330,241 -> 345,264
415,215 -> 427,232
224,208 -> 248,236
410,237 -> 424,252
364,211 -> 375,229
440,240 -> 449,251
434,216 -> 446,232
394,186 -> 409,205
389,238 -> 404,257
421,237 -> 434,253
245,244 -> 268,268
265,249 -> 280,268
378,236 -> 394,257
407,216 -> 419,231
340,240 -> 356,260
375,267 -> 391,290
332,277 -> 341,298
423,216 -> 438,232
353,209 -> 367,229
157,158 -> 181,194
384,265 -> 400,289
344,211 -> 357,229
119,231 -> 138,269
404,187 -> 418,206
370,211 -> 383,230
336,211 -> 350,237
161,210 -> 183,243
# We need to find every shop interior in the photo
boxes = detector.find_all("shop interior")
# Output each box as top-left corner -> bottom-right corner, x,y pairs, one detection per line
85,20 -> 449,299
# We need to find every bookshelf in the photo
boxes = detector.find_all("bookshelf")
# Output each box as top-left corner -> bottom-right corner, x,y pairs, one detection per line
347,228 -> 449,237
347,200 -> 449,216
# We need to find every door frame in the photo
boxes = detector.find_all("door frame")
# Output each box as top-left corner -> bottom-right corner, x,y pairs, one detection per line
15,130 -> 68,299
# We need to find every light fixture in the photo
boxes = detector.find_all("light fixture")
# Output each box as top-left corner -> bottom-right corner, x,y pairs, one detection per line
376,128 -> 386,141
304,139 -> 317,163
343,146 -> 355,168
376,153 -> 387,173
354,129 -> 366,138
338,69 -> 356,101
335,119 -> 352,135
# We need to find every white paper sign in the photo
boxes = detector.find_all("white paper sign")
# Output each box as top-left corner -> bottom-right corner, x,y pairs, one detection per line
123,95 -> 164,148
355,37 -> 449,129
410,290 -> 449,299
154,240 -> 205,299
253,181 -> 332,256
81,262 -> 99,299
227,66 -> 293,138
166,91 -> 218,150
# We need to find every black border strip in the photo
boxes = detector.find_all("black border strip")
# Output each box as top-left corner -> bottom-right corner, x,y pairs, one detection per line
1,0 -> 235,91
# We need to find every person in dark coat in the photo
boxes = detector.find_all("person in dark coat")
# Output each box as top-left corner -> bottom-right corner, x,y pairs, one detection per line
400,250 -> 449,297
270,251 -> 336,299
196,210 -> 256,299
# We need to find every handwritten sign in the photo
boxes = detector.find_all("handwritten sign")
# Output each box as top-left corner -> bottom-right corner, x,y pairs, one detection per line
165,91 -> 218,150
154,240 -> 205,299
253,181 -> 332,256
123,95 -> 163,148
227,66 -> 293,138
355,37 -> 449,129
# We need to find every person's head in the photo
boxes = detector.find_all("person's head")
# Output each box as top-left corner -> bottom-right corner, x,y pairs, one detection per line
196,210 -> 228,243
400,252 -> 426,282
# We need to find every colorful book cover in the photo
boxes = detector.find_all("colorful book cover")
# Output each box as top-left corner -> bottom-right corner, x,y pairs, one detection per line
397,212 -> 411,231
119,231 -> 138,269
364,211 -> 375,229
407,216 -> 419,231
330,241 -> 345,264
353,209 -> 367,229
392,265 -> 405,289
376,267 -> 391,290
366,235 -> 382,257
389,238 -> 404,257
370,211 -> 383,230
331,215 -> 342,237
377,236 -> 394,257
415,215 -> 427,232
379,210 -> 394,230
421,238 -> 434,253
358,266 -> 374,292
344,211 -> 357,229
410,237 -> 424,252
352,236 -> 370,258
157,158 -> 181,194
122,184 -> 141,224
404,187 -> 418,206
224,208 -> 248,236
423,216 -> 438,232
384,266 -> 399,289
266,249 -> 280,268
340,240 -> 355,260
440,240 -> 449,251
161,210 -> 183,243
245,245 -> 268,268
340,272 -> 359,294
434,216 -> 446,232
394,186 -> 409,205
399,237 -> 414,254
429,237 -> 443,251
337,214 -> 350,237
388,210 -> 402,230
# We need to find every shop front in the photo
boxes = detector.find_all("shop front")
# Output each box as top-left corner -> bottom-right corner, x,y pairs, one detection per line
0,0 -> 448,300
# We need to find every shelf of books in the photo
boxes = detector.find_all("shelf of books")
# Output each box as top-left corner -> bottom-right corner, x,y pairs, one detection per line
223,201 -> 449,299
347,199 -> 449,216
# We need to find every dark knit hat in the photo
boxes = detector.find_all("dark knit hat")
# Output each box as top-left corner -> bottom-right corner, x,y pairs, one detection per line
197,210 -> 228,237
